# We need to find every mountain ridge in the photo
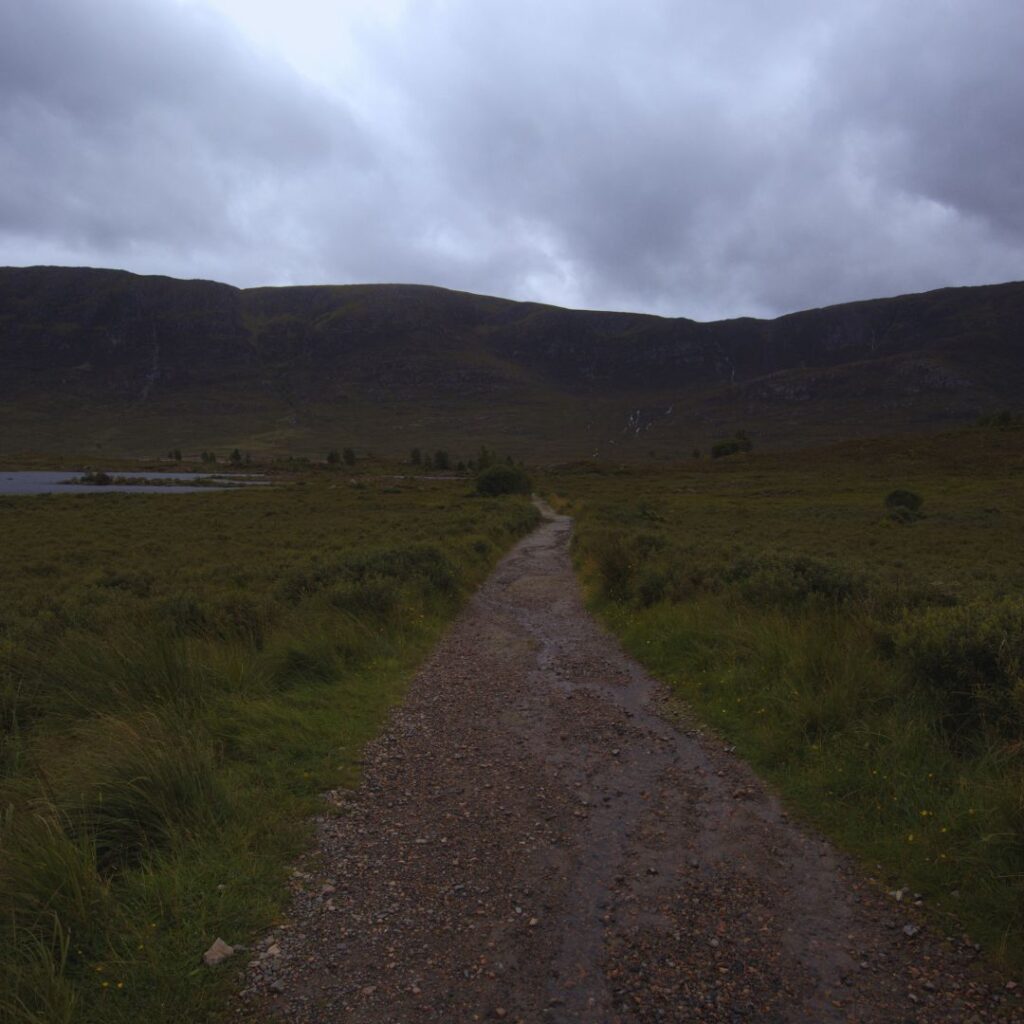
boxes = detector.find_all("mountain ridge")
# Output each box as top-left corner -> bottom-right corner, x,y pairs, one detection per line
1,265 -> 1022,458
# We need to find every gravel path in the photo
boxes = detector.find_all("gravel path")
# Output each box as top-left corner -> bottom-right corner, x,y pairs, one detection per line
237,503 -> 1021,1023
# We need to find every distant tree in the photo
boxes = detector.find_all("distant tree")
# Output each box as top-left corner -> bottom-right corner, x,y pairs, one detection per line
477,445 -> 495,471
201,451 -> 216,464
327,449 -> 341,465
691,449 -> 701,459
410,447 -> 422,466
342,447 -> 356,466
169,448 -> 182,462
711,431 -> 753,459
456,461 -> 466,472
229,448 -> 243,465
434,450 -> 450,471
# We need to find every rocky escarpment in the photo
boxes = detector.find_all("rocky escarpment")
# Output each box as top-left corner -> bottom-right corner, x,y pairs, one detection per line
1,265 -> 1022,455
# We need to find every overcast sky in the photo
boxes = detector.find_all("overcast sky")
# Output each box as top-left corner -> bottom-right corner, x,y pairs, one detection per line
1,0 -> 1022,320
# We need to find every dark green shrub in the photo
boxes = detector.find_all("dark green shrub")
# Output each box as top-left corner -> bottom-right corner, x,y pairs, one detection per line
885,490 -> 924,523
885,489 -> 923,512
711,431 -> 752,459
635,567 -> 669,607
895,599 -> 1024,742
722,554 -> 862,607
475,464 -> 532,496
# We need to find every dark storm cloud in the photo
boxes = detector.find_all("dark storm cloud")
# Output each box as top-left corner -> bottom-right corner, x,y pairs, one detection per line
1,0 -> 1022,318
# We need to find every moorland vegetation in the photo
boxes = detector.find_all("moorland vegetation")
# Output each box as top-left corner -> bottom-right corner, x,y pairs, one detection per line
0,471 -> 538,1023
4,417 -> 1024,1022
553,424 -> 1024,968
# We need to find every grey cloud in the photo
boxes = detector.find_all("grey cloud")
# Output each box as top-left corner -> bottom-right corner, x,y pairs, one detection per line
820,2 -> 1024,236
0,0 -> 372,273
330,0 -> 1024,316
1,0 -> 1022,318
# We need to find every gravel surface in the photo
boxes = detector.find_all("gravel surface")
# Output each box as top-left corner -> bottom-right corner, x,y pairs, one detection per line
236,503 -> 1021,1023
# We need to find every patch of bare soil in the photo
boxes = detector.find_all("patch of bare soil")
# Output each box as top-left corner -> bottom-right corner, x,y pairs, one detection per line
237,503 -> 1021,1023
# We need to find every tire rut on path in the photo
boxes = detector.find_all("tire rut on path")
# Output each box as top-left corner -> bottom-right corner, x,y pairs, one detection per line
238,503 -> 1021,1023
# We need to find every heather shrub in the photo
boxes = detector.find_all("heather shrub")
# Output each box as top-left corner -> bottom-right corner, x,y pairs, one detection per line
885,489 -> 924,522
475,464 -> 532,496
721,554 -> 863,607
895,599 -> 1024,742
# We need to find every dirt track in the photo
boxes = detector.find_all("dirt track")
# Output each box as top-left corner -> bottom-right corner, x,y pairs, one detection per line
238,503 -> 1020,1023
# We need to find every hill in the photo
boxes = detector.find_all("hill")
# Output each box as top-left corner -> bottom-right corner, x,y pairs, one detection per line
1,265 -> 1022,458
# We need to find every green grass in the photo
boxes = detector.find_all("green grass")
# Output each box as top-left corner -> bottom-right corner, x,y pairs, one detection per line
551,425 -> 1024,968
0,474 -> 539,1023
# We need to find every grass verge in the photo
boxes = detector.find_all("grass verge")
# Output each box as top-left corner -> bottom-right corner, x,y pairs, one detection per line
553,427 -> 1024,969
0,475 -> 538,1022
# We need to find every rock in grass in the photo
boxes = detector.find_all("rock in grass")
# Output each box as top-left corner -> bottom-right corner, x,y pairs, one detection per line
203,937 -> 236,966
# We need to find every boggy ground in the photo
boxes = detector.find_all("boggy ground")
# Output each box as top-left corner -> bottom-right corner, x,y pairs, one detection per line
238,504 -> 1021,1023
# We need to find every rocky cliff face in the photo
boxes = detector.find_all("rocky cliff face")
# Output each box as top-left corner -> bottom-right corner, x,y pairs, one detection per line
1,265 -> 1021,456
